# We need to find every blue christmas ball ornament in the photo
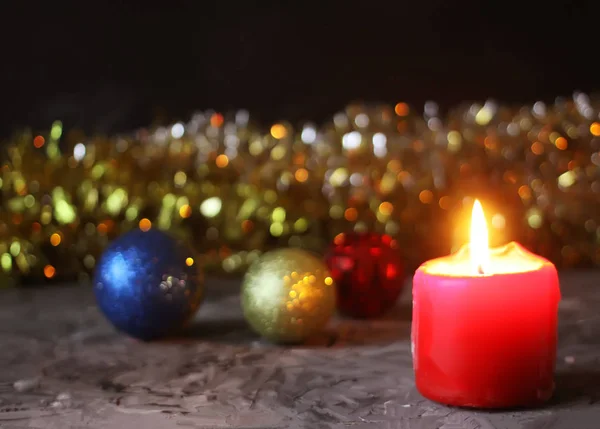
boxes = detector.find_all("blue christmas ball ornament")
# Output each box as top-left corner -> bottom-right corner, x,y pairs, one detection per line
94,228 -> 204,340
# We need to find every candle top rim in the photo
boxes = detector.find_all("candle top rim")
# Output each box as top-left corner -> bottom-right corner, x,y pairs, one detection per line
418,241 -> 554,278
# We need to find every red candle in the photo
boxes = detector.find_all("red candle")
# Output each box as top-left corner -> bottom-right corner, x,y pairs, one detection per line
411,200 -> 561,408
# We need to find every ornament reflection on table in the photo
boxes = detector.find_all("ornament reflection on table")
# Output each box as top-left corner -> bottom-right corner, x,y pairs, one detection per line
241,248 -> 336,344
94,228 -> 204,340
326,232 -> 404,318
1,94 -> 600,285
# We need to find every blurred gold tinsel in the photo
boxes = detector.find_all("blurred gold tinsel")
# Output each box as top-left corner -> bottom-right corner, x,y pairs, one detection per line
1,94 -> 600,286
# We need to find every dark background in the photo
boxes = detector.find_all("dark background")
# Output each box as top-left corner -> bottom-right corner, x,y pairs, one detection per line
0,1 -> 598,137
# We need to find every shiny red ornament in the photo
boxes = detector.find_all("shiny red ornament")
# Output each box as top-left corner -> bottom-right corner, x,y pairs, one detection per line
325,232 -> 405,318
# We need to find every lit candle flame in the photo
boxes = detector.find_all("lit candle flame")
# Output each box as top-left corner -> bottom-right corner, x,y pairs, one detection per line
470,199 -> 490,275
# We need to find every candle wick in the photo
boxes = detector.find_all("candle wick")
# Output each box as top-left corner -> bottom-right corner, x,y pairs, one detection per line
477,264 -> 485,275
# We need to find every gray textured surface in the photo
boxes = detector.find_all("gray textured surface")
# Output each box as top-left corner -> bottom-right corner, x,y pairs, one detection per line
1,271 -> 599,429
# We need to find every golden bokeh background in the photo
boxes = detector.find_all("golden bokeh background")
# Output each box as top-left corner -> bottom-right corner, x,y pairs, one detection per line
1,97 -> 599,285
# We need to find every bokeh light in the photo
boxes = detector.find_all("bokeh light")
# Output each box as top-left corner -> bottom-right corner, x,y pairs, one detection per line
270,124 -> 287,139
139,218 -> 152,232
50,233 -> 61,246
44,265 -> 56,278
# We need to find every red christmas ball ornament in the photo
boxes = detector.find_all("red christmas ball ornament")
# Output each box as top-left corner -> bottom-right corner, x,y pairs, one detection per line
325,232 -> 405,318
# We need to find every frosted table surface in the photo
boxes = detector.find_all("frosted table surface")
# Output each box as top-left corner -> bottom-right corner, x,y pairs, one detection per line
1,271 -> 599,429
